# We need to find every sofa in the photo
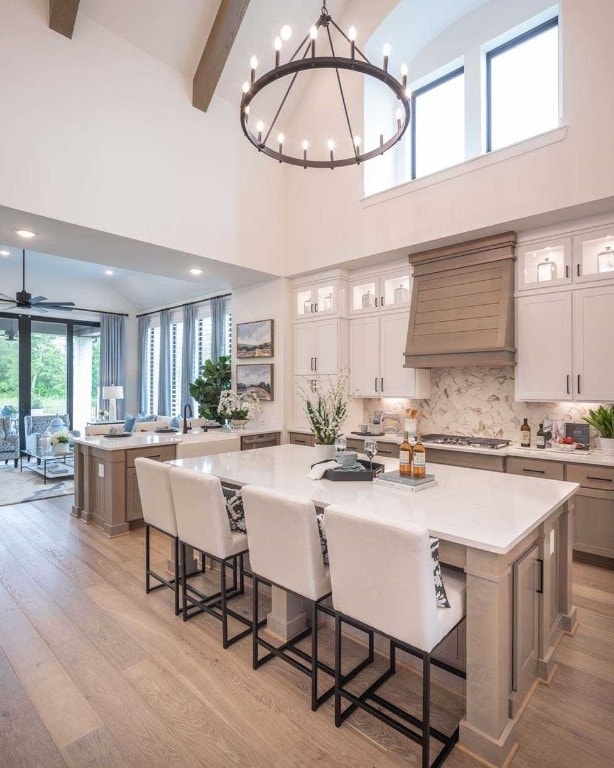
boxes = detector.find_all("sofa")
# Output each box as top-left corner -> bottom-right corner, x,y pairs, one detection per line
24,414 -> 80,455
0,417 -> 19,468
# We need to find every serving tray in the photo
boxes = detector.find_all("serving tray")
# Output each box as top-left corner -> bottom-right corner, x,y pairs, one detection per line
312,459 -> 385,482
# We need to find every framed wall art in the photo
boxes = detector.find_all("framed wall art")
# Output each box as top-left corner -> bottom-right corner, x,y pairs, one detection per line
236,364 -> 274,401
236,319 -> 274,358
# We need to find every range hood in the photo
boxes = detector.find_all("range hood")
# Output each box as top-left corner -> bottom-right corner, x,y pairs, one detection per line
404,232 -> 516,368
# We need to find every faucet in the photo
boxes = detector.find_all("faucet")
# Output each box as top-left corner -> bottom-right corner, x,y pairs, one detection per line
182,403 -> 193,434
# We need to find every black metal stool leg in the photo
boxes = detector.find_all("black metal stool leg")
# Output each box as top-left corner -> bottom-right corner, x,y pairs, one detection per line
182,542 -> 189,622
422,652 -> 431,768
173,536 -> 180,616
239,553 -> 245,594
334,613 -> 342,727
145,525 -> 151,593
252,575 -> 259,669
221,557 -> 229,648
311,600 -> 318,711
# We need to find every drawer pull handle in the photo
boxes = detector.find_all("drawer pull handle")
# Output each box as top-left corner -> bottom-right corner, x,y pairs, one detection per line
536,558 -> 544,594
523,468 -> 545,474
586,476 -> 612,482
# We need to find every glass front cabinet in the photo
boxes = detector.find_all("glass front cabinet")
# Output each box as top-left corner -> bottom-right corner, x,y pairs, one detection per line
350,268 -> 411,315
294,279 -> 346,319
573,227 -> 614,283
516,238 -> 572,290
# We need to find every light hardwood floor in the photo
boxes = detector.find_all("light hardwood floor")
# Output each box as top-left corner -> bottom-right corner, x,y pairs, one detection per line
0,496 -> 612,768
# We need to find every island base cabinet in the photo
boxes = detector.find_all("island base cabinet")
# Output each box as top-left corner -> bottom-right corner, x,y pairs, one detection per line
573,489 -> 614,562
512,545 -> 539,699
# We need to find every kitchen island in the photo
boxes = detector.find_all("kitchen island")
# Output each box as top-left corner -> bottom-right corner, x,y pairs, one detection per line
171,444 -> 579,768
72,428 -> 280,536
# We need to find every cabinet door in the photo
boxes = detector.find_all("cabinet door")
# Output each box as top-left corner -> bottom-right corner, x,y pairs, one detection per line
381,269 -> 412,311
515,293 -> 572,401
513,544 -> 539,691
573,489 -> 614,561
380,313 -> 415,396
126,466 -> 143,522
350,316 -> 379,396
573,227 -> 614,283
294,286 -> 315,319
573,286 -> 614,401
516,239 -> 572,290
313,319 -> 338,375
294,324 -> 315,376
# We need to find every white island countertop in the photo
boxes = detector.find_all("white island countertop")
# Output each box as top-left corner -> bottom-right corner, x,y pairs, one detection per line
73,426 -> 281,452
170,444 -> 578,555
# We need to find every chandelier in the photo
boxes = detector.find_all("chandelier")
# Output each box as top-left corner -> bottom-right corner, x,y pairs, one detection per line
239,1 -> 411,169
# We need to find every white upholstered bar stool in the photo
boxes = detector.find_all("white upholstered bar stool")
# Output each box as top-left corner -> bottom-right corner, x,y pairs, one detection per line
134,457 -> 181,616
241,485 -> 373,711
325,506 -> 466,768
169,467 -> 253,648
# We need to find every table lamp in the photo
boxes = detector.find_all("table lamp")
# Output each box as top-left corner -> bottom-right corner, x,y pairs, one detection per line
102,385 -> 124,421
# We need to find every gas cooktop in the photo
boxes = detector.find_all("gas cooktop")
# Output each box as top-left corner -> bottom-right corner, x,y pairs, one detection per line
422,434 -> 510,450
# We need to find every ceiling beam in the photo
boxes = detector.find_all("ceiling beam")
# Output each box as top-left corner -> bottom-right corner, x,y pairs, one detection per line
49,0 -> 81,39
193,0 -> 251,113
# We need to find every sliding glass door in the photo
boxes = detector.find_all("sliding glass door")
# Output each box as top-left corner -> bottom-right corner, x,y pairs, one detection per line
0,315 -> 20,429
30,320 -> 68,418
72,323 -> 100,434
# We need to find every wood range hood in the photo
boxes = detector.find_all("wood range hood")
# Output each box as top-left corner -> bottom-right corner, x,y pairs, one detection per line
404,232 -> 517,368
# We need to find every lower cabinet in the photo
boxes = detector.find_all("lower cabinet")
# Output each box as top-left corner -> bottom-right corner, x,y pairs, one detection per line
345,437 -> 400,458
513,544 -> 540,692
428,448 -> 505,472
506,457 -> 565,480
240,432 -> 281,451
125,445 -> 177,523
573,489 -> 614,561
288,431 -> 315,447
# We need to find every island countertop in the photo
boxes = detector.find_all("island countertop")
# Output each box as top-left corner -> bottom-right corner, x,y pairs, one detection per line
72,426 -> 281,452
170,444 -> 578,555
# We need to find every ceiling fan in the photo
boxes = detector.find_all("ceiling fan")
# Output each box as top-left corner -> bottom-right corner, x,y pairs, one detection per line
0,249 -> 75,314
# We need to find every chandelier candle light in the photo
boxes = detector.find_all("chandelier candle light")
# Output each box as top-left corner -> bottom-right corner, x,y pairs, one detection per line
239,0 -> 411,169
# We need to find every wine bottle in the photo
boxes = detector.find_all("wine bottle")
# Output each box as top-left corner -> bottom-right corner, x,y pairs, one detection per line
412,435 -> 426,479
520,418 -> 531,448
536,423 -> 546,449
399,431 -> 412,477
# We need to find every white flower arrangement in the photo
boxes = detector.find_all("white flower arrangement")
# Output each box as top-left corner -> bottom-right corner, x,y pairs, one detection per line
218,390 -> 263,420
49,431 -> 70,445
296,368 -> 353,445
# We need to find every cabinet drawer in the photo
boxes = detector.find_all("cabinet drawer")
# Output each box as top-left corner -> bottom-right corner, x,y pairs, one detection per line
506,457 -> 565,481
126,445 -> 176,467
288,432 -> 315,447
566,463 -> 614,490
345,438 -> 365,452
373,442 -> 400,459
428,448 -> 504,472
241,432 -> 281,451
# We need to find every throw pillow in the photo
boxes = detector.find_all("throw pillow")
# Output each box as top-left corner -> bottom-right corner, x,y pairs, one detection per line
315,512 -> 329,565
168,416 -> 181,431
430,538 -> 450,608
222,487 -> 246,533
134,413 -> 157,427
123,414 -> 136,433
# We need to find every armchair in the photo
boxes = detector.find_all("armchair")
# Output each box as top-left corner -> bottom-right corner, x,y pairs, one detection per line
23,414 -> 81,455
0,417 -> 19,468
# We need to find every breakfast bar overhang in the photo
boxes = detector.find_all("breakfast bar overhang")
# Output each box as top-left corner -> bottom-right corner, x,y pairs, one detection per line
170,444 -> 579,768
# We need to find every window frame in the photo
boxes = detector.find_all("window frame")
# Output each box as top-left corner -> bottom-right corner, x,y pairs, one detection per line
485,15 -> 559,153
410,65 -> 465,181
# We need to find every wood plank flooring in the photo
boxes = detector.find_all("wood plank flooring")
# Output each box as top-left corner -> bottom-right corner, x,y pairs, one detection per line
0,496 -> 612,767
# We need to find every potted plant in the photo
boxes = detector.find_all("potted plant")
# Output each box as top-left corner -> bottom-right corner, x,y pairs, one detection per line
583,405 -> 614,455
297,369 -> 353,461
50,432 -> 70,455
189,356 -> 232,423
218,390 -> 262,428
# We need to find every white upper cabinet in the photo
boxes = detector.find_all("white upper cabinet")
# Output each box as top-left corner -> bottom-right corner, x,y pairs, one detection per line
573,227 -> 614,283
293,278 -> 347,319
516,238 -> 572,291
573,286 -> 614,401
515,293 -> 572,401
294,318 -> 347,377
350,311 -> 430,399
350,267 -> 411,315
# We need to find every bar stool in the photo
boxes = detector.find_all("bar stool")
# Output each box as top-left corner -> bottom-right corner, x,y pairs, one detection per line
169,467 -> 253,648
325,505 -> 466,768
134,457 -> 181,616
241,485 -> 373,711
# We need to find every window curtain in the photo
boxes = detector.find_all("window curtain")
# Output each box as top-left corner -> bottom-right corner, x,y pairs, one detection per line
181,303 -> 196,409
158,309 -> 171,415
99,314 -> 126,418
211,296 -> 226,362
137,315 -> 149,414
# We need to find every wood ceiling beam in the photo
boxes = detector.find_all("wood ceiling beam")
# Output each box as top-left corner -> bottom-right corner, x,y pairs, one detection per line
49,0 -> 81,39
193,0 -> 251,113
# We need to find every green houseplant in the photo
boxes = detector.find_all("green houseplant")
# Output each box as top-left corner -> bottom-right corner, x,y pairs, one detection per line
297,369 -> 352,460
189,356 -> 232,423
583,405 -> 614,455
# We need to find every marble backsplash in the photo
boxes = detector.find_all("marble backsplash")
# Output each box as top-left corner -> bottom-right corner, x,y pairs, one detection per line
362,366 -> 600,444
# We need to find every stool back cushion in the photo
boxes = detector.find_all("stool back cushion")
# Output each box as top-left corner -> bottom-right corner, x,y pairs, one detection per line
169,468 -> 233,559
241,485 -> 330,601
325,506 -> 439,652
134,458 -> 177,537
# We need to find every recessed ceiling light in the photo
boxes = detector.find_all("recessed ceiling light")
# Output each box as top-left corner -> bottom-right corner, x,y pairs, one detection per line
0,250 -> 9,257
104,270 -> 114,276
189,268 -> 203,276
15,230 -> 36,238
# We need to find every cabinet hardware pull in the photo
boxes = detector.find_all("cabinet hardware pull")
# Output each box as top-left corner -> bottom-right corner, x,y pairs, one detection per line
536,558 -> 544,594
310,303 -> 313,313
523,468 -> 545,474
577,263 -> 581,277
381,296 -> 385,306
577,374 -> 581,394
314,303 -> 318,312
565,264 -> 569,278
566,374 -> 570,395
586,476 -> 612,482
310,358 -> 313,371
314,358 -> 317,372
380,377 -> 384,391
374,377 -> 378,392
375,297 -> 378,307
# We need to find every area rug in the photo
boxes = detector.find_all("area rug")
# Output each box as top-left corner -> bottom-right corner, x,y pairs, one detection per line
0,464 -> 74,507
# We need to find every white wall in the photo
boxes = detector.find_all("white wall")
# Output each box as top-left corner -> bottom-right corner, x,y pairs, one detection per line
0,0 -> 285,277
285,0 -> 614,274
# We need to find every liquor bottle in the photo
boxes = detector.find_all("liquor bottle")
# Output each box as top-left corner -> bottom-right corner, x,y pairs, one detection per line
520,418 -> 531,448
412,435 -> 426,479
536,423 -> 546,449
399,431 -> 412,478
